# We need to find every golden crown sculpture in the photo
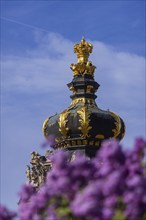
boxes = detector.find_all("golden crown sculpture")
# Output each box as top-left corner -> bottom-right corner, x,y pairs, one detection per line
70,37 -> 96,77
74,36 -> 93,63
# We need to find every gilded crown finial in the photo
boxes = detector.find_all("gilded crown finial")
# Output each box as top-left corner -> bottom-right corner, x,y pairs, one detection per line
74,37 -> 93,63
70,38 -> 96,77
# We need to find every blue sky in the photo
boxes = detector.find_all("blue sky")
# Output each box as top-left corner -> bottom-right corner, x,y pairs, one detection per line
1,0 -> 145,211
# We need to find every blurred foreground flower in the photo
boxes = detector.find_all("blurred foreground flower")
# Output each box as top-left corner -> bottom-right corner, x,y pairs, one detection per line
0,138 -> 146,220
0,205 -> 17,220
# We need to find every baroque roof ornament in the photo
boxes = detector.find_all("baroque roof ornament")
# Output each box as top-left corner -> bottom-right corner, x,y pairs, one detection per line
42,37 -> 126,154
26,37 -> 126,187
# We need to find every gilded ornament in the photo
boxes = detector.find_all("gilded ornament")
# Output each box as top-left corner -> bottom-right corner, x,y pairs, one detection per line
41,38 -> 125,154
110,112 -> 121,138
95,134 -> 105,139
77,106 -> 92,138
70,63 -> 86,76
69,86 -> 77,94
58,111 -> 69,138
42,117 -> 50,137
84,61 -> 96,76
70,61 -> 96,77
86,85 -> 94,93
74,36 -> 93,63
26,151 -> 52,188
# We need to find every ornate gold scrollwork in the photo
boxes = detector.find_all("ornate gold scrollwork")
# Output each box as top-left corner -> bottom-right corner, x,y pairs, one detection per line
58,110 -> 69,138
70,63 -> 86,76
42,117 -> 50,137
70,62 -> 96,77
110,112 -> 121,138
26,151 -> 52,188
77,106 -> 92,138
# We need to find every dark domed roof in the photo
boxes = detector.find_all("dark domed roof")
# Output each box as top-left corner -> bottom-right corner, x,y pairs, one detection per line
43,37 -> 125,155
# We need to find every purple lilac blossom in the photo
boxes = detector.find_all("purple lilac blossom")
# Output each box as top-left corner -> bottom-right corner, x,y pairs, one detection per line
0,205 -> 17,220
1,138 -> 146,220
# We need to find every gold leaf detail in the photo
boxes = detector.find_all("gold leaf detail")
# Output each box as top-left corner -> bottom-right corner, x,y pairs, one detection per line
42,117 -> 50,137
121,122 -> 126,140
110,112 -> 121,138
77,106 -> 92,138
58,111 -> 69,138
26,151 -> 52,188
69,86 -> 77,94
70,62 -> 96,77
95,134 -> 105,139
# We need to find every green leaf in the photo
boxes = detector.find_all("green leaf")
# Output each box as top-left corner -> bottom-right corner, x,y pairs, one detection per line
57,206 -> 71,216
112,210 -> 126,220
143,213 -> 146,220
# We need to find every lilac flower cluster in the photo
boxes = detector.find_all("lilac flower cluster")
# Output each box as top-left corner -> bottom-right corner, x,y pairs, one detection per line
0,205 -> 17,220
1,138 -> 146,220
123,139 -> 146,220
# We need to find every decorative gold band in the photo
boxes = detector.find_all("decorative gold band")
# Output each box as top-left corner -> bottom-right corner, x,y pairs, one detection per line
70,98 -> 97,106
55,139 -> 100,149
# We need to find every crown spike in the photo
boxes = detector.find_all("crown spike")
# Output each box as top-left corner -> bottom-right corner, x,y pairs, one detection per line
82,36 -> 85,41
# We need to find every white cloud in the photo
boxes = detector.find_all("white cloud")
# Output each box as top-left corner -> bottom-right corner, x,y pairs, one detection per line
91,40 -> 145,105
2,33 -> 145,97
2,32 -> 145,139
